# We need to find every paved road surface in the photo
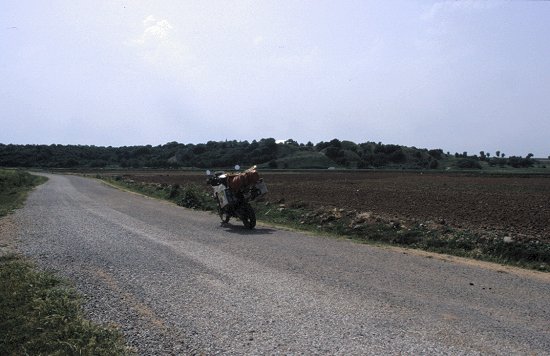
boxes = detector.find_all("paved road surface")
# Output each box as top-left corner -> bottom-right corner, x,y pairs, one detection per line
14,174 -> 550,355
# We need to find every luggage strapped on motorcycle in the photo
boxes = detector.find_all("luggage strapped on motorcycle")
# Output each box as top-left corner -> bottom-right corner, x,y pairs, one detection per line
226,169 -> 260,192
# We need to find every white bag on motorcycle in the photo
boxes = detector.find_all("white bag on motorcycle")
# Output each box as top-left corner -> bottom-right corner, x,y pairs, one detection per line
214,184 -> 235,208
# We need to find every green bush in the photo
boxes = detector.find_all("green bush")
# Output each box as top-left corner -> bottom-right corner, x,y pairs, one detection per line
483,239 -> 550,264
456,158 -> 482,169
169,184 -> 180,199
392,230 -> 423,245
177,185 -> 214,210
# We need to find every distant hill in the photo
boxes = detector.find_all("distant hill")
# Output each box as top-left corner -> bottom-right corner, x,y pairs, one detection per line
258,151 -> 338,169
0,139 -> 544,171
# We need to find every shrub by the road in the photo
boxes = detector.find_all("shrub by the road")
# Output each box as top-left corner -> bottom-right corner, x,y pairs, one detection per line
103,176 -> 215,211
177,184 -> 214,210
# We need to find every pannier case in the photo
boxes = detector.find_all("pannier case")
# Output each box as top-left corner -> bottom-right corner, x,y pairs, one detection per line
255,181 -> 268,195
214,184 -> 235,207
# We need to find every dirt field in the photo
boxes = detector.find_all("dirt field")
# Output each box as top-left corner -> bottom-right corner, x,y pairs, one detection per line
116,171 -> 550,240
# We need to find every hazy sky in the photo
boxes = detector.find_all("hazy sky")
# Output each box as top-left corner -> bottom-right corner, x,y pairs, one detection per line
1,1 -> 549,156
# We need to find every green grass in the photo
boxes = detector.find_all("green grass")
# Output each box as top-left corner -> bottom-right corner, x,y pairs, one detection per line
0,169 -> 47,217
0,255 -> 130,355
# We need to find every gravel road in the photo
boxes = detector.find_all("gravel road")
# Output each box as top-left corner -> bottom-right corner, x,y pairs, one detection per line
13,174 -> 550,355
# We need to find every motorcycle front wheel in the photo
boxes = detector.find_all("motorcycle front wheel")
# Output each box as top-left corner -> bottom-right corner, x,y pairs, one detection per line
215,194 -> 231,223
218,207 -> 231,223
241,203 -> 256,229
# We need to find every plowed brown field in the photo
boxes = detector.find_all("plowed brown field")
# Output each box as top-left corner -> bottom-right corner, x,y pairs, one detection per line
118,171 -> 550,240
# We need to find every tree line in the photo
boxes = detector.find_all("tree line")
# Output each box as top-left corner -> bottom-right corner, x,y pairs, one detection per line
452,151 -> 537,169
0,139 -> 541,170
0,139 -> 278,169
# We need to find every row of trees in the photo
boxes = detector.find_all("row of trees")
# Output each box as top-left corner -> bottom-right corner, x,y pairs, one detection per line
0,140 -> 279,169
450,151 -> 538,169
0,139 -> 542,170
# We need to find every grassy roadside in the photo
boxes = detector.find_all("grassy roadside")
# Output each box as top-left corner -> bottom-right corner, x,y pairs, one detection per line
97,174 -> 216,211
0,255 -> 129,355
98,175 -> 549,272
0,169 -> 131,355
0,169 -> 47,216
253,203 -> 550,272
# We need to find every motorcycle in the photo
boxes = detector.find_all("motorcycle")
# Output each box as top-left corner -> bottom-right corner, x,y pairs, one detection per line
206,165 -> 268,229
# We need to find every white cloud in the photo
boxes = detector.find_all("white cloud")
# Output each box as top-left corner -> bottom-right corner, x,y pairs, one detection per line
132,15 -> 174,46
127,15 -> 199,79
